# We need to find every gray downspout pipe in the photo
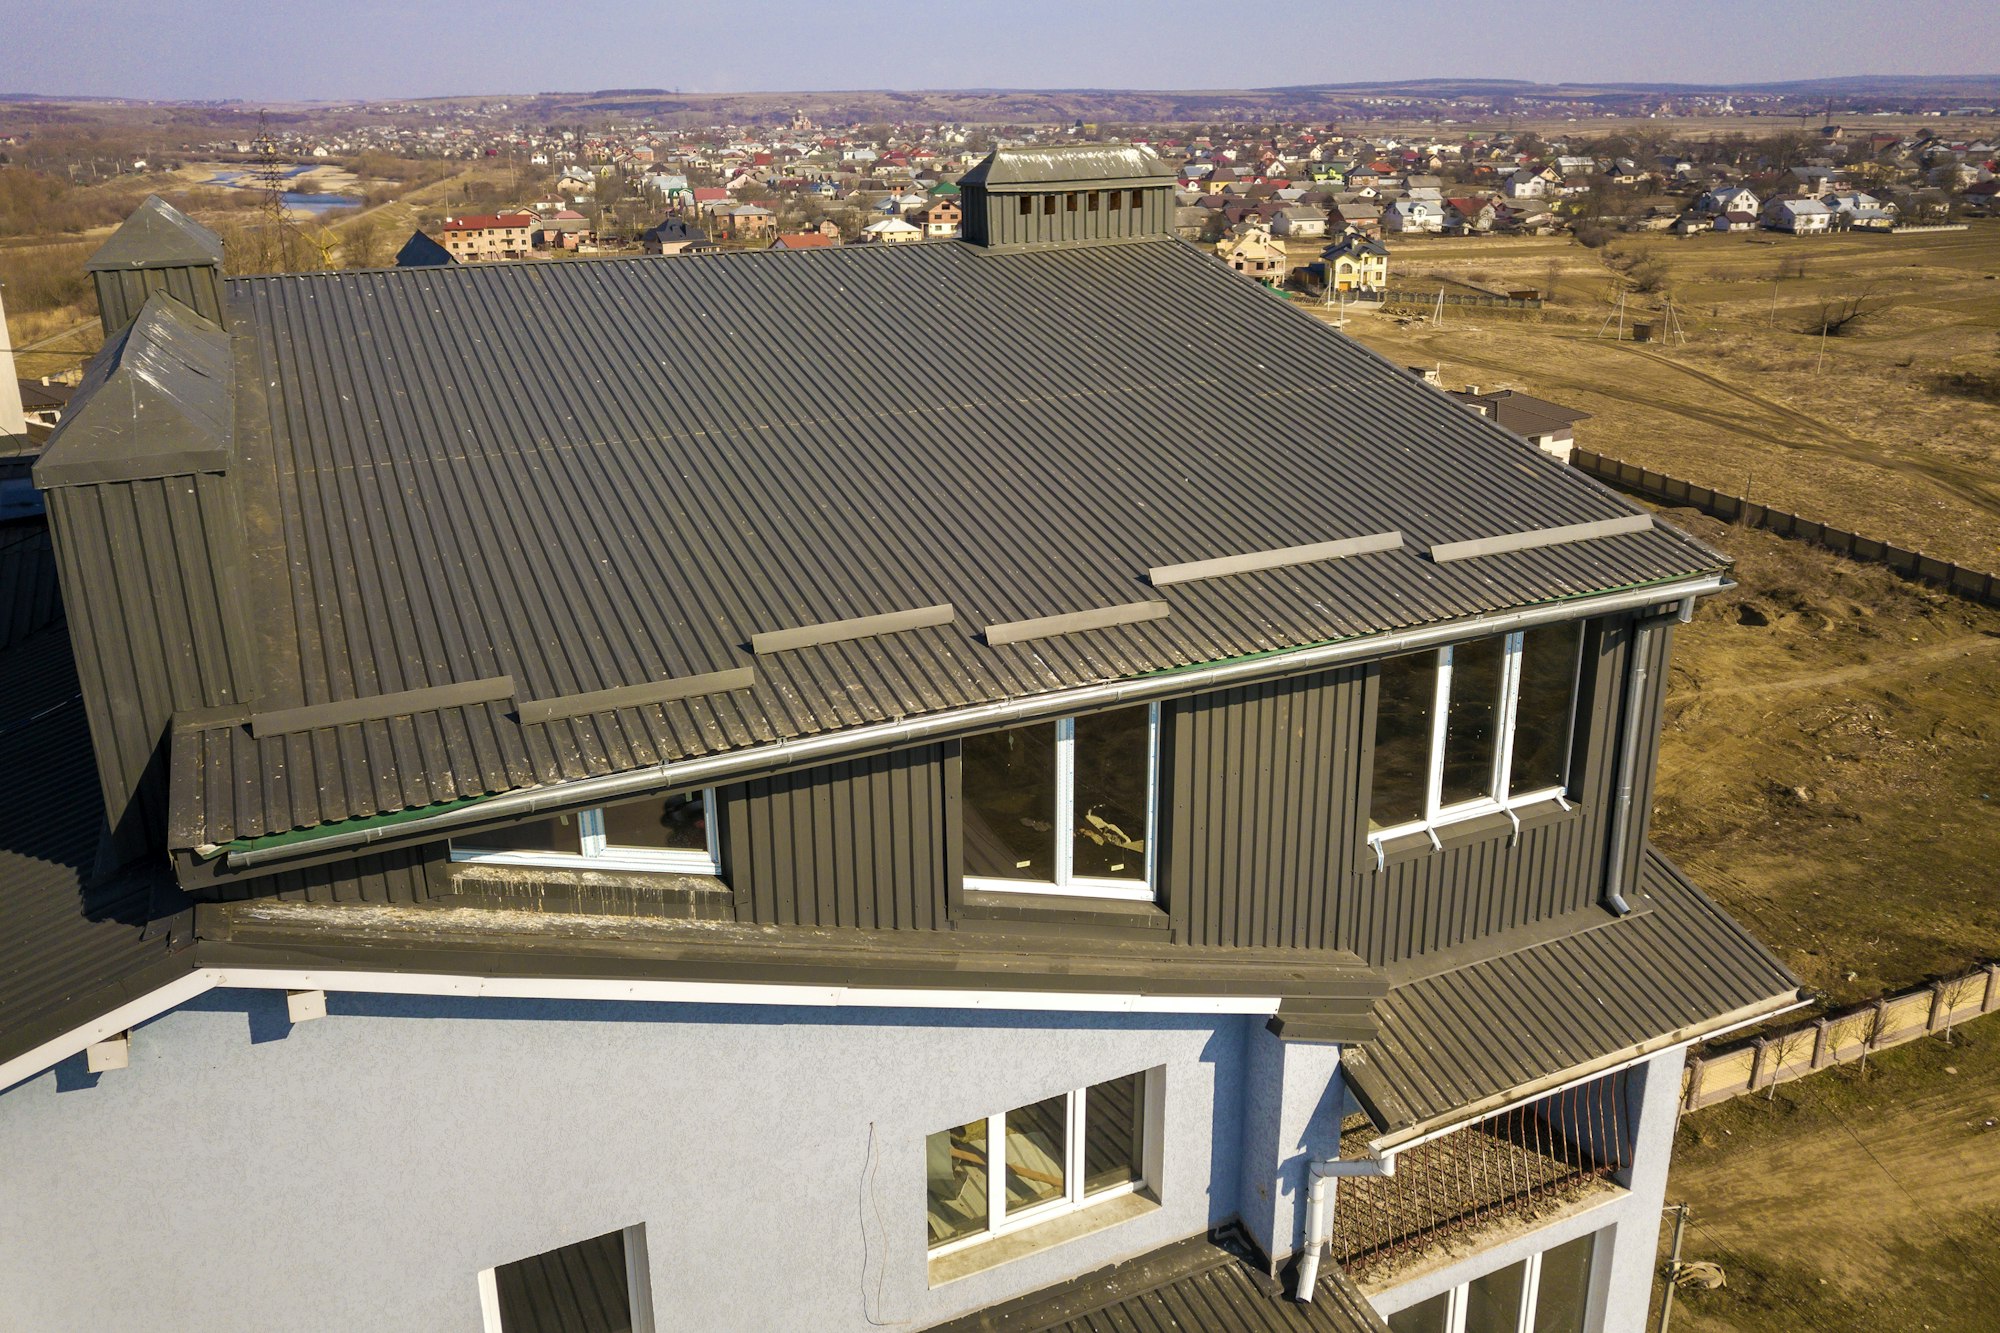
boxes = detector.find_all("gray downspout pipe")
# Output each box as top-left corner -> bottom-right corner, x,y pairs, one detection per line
1603,604 -> 1685,914
1294,1152 -> 1395,1302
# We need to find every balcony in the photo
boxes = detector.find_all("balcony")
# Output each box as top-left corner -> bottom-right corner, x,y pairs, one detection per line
1329,1072 -> 1634,1277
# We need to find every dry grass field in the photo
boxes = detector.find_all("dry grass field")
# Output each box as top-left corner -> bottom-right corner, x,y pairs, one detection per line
1657,1018 -> 2000,1332
1319,222 -> 2000,571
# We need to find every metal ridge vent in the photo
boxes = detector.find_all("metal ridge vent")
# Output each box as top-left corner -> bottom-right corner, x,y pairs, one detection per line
517,667 -> 754,725
248,676 -> 516,738
1148,532 -> 1404,587
751,604 -> 956,655
1428,514 -> 1654,564
984,600 -> 1169,646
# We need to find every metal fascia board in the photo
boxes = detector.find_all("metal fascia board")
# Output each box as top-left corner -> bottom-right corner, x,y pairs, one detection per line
222,573 -> 1724,869
249,675 -> 517,739
984,600 -> 1170,645
516,667 -> 754,724
1148,532 -> 1403,587
751,604 -> 955,655
1427,514 -> 1654,564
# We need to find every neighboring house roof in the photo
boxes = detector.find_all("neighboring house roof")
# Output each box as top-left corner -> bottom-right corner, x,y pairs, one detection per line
770,232 -> 834,249
929,1228 -> 1389,1333
1450,388 -> 1591,437
1342,849 -> 1801,1148
394,231 -> 455,268
862,217 -> 921,234
441,213 -> 533,232
86,242 -> 1723,855
641,218 -> 706,244
16,381 -> 72,413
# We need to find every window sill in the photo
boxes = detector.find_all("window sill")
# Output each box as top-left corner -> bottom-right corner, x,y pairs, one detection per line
1359,797 -> 1580,873
954,889 -> 1171,939
928,1189 -> 1159,1287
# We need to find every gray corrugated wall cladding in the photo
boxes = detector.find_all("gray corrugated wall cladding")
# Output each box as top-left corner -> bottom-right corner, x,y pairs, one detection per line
724,743 -> 950,930
91,264 -> 224,337
1336,616 -> 1636,967
206,842 -> 442,905
44,475 -> 255,854
1166,667 -> 1363,951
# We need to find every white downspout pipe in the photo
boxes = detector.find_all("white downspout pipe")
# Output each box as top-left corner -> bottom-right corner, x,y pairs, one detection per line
1294,1151 -> 1395,1303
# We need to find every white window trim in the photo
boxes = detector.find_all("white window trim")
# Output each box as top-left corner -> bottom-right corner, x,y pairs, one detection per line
451,789 -> 721,876
965,704 -> 1160,903
1367,630 -> 1580,851
927,1069 -> 1161,1260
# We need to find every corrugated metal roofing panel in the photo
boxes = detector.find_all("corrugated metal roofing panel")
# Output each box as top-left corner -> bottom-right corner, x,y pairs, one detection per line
182,238 -> 1725,845
927,1229 -> 1389,1333
1344,847 -> 1800,1142
0,617 -> 188,1074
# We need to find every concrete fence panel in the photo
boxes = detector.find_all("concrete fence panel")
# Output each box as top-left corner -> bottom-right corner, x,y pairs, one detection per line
1572,452 -> 2000,612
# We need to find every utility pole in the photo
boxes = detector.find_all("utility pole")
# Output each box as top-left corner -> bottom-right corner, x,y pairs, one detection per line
1657,1202 -> 1689,1333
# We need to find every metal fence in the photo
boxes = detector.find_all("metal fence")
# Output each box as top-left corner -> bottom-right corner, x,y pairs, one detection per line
1330,1072 -> 1632,1274
1573,451 -> 2000,610
1682,963 -> 2000,1111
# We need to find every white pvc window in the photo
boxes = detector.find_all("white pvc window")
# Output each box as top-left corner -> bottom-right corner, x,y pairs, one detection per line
961,704 -> 1159,902
926,1069 -> 1157,1258
451,789 -> 721,876
1384,1229 -> 1597,1333
1367,624 -> 1583,852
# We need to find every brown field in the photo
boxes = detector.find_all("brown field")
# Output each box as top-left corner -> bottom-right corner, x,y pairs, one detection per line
1656,1018 -> 2000,1332
1322,222 -> 2000,572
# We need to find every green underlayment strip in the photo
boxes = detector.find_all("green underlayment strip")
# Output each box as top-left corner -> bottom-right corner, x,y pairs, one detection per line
217,570 -> 1715,858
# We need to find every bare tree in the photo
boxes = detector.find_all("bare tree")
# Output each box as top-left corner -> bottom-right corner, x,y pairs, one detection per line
1542,257 -> 1565,302
1806,285 -> 1893,337
1936,971 -> 1982,1045
1855,1000 -> 1889,1076
1764,1024 -> 1814,1099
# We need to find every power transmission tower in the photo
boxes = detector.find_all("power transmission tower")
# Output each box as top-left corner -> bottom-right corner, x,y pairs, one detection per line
252,112 -> 290,273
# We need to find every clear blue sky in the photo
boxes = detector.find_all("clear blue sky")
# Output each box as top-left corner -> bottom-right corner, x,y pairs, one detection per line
6,0 -> 1996,102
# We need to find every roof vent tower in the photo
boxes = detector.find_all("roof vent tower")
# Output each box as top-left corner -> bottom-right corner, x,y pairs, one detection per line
85,195 -> 226,337
957,144 -> 1177,250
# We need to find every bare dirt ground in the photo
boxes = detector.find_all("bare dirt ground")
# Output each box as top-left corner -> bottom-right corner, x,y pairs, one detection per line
1320,224 -> 2000,571
1648,511 -> 2000,1009
1657,1020 -> 2000,1332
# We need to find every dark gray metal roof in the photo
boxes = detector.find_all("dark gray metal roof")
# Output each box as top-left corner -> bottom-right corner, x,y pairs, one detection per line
929,1228 -> 1389,1333
1342,848 -> 1801,1147
0,608 -> 189,1082
86,195 -> 225,271
959,144 -> 1178,190
33,293 -> 233,487
158,237 -> 1723,848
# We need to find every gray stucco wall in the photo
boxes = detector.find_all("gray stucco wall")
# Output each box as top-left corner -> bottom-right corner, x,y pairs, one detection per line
0,991 -> 1249,1332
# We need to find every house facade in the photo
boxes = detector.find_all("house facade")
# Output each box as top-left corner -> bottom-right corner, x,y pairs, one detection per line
440,212 -> 537,261
1,175 -> 1798,1333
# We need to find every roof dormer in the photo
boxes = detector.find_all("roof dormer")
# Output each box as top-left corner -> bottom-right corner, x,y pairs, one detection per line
957,144 -> 1177,250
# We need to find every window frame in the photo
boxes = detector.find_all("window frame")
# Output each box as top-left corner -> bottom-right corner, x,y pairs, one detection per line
1386,1229 -> 1601,1333
926,1069 -> 1160,1261
962,703 -> 1160,903
450,789 -> 722,876
1367,627 -> 1582,852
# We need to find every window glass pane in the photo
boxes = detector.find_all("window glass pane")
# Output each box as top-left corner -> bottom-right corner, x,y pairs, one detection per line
926,1120 -> 990,1249
1082,1073 -> 1144,1195
1072,707 -> 1150,881
466,812 -> 582,855
1511,623 -> 1582,797
602,790 -> 708,855
1387,1293 -> 1451,1333
1465,1258 -> 1528,1333
1530,1233 -> 1596,1333
962,722 -> 1059,881
494,1227 -> 632,1333
1440,636 -> 1507,807
1370,651 -> 1438,830
1004,1094 -> 1067,1214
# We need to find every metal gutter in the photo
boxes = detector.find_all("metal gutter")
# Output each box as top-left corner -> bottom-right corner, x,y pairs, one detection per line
223,572 -> 1725,870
